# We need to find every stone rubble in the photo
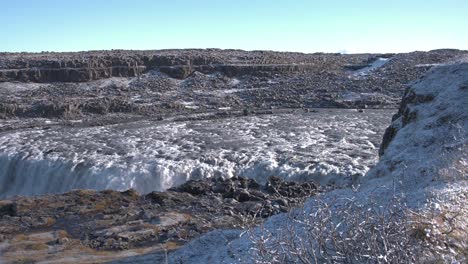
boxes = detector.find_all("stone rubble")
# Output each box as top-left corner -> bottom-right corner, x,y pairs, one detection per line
0,176 -> 318,263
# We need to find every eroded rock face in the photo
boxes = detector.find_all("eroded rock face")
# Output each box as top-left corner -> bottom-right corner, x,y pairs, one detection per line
0,50 -> 352,82
380,84 -> 444,156
1,49 -> 464,83
0,176 -> 318,263
379,64 -> 468,156
1,49 -> 467,122
377,63 -> 468,170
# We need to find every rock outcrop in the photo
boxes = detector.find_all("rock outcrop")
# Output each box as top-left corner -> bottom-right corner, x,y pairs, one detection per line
1,49 -> 464,83
374,62 -> 467,180
0,176 -> 317,263
1,49 -> 466,122
0,49 -> 359,82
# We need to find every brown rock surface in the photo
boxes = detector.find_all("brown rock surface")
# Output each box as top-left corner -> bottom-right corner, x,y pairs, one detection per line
0,176 -> 318,263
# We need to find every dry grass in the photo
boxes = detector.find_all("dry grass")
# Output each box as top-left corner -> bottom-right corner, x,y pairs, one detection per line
408,191 -> 468,263
12,258 -> 36,264
13,234 -> 28,242
91,198 -> 117,213
44,217 -> 56,227
24,243 -> 49,251
55,229 -> 70,239
93,201 -> 109,212
164,241 -> 181,250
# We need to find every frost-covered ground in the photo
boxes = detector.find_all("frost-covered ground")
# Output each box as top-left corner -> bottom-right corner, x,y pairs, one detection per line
162,63 -> 468,264
0,109 -> 392,198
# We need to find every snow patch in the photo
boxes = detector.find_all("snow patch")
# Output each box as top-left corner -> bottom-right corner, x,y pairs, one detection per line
229,78 -> 241,86
353,58 -> 390,76
179,101 -> 200,109
414,63 -> 446,68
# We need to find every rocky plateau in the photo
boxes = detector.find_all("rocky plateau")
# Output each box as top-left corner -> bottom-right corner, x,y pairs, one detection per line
1,49 -> 467,127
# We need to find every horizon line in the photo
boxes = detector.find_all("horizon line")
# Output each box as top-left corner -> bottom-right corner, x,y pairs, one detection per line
2,47 -> 467,55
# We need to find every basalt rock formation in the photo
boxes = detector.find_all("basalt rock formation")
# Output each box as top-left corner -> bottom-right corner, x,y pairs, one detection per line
0,49 -> 372,82
0,50 -> 360,82
1,49 -> 467,123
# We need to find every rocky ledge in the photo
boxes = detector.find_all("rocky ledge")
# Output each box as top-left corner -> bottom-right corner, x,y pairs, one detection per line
1,49 -> 467,123
0,176 -> 318,263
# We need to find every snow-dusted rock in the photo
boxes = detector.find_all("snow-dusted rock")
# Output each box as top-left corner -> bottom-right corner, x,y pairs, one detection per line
374,62 -> 467,186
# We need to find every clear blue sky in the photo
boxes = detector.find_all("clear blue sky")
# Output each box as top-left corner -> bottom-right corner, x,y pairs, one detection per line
2,0 -> 467,53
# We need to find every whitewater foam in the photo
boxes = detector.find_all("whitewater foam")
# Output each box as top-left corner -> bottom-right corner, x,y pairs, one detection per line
0,109 -> 393,198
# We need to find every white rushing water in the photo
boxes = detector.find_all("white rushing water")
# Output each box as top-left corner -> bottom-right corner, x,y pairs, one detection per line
0,109 -> 393,198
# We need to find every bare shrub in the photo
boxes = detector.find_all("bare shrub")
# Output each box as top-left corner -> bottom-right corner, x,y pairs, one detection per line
408,190 -> 468,263
247,192 -> 467,264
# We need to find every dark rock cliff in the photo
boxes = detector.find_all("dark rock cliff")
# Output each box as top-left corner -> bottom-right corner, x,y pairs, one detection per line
1,49 -> 465,83
1,49 -> 467,121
